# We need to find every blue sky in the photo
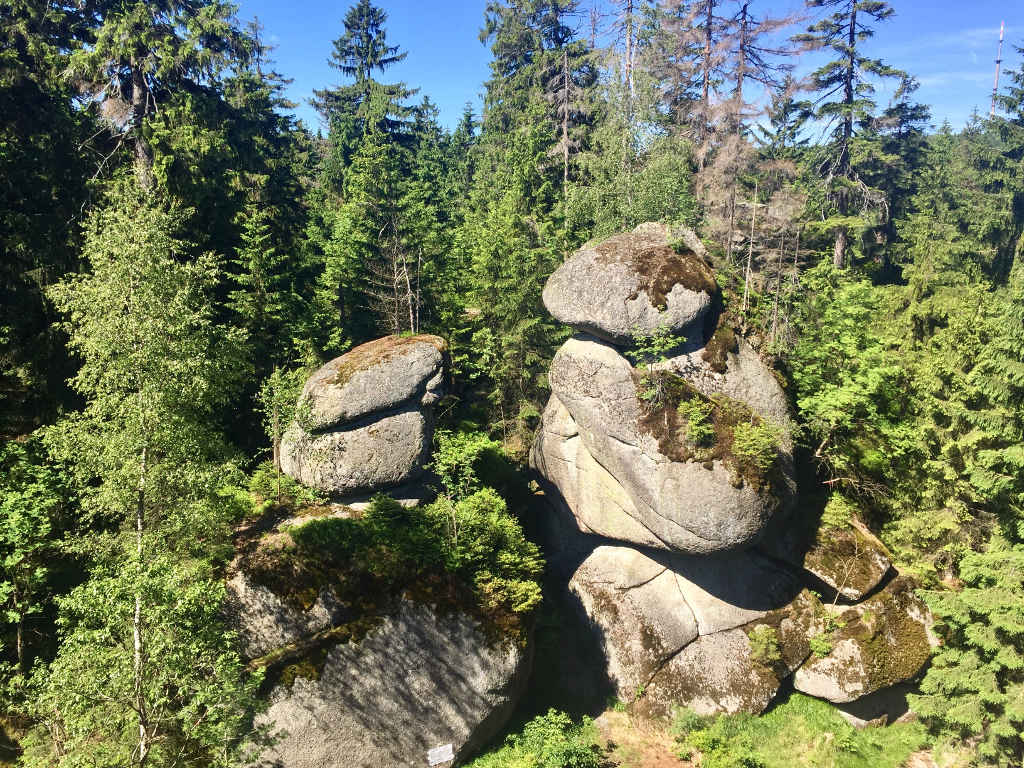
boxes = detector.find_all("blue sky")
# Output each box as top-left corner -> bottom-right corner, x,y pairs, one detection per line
233,0 -> 1022,133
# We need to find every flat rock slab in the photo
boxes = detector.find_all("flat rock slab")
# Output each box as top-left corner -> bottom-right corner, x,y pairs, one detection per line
297,335 -> 446,432
803,522 -> 892,601
542,222 -> 716,345
253,600 -> 530,768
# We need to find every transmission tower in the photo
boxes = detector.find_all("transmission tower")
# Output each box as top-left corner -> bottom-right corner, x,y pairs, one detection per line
991,21 -> 1005,117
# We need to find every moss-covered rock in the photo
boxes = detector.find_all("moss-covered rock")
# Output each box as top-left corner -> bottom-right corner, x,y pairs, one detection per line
793,578 -> 935,703
542,222 -> 716,344
803,520 -> 892,601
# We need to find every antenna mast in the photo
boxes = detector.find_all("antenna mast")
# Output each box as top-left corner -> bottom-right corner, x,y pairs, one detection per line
991,21 -> 1005,117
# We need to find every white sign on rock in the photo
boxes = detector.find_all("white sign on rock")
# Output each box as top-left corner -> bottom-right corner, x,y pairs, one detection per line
427,743 -> 454,766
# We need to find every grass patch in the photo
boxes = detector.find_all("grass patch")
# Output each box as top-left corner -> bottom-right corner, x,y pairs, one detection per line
672,692 -> 929,768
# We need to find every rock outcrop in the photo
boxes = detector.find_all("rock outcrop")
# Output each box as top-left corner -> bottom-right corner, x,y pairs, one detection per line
229,510 -> 531,768
543,335 -> 787,554
254,600 -> 529,768
531,222 -> 933,717
280,335 -> 446,497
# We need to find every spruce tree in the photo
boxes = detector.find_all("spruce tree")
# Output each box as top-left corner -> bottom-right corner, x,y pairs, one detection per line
794,0 -> 903,267
65,0 -> 250,187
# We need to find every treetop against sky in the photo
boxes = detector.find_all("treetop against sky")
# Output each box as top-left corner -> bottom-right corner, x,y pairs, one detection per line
236,0 -> 1020,132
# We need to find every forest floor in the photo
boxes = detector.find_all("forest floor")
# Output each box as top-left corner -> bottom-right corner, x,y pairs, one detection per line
595,709 -> 690,767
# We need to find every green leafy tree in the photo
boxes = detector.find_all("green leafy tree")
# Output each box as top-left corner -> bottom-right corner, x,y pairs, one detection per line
0,440 -> 65,673
28,185 -> 258,767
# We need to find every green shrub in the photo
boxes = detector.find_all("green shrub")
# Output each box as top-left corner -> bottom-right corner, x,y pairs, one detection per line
430,430 -> 505,501
678,397 -> 715,447
466,709 -> 603,768
625,323 -> 683,369
260,489 -> 542,633
808,634 -> 833,658
730,420 -> 781,475
248,460 -> 323,507
747,626 -> 781,666
821,493 -> 857,530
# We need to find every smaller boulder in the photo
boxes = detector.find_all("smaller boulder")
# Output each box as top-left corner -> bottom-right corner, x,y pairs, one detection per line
253,601 -> 530,768
793,578 -> 935,704
296,335 -> 446,432
280,334 -> 447,497
803,522 -> 892,602
542,222 -> 716,345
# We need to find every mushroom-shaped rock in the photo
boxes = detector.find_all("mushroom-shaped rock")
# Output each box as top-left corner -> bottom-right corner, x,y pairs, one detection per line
540,335 -> 788,553
569,544 -> 809,716
542,222 -> 716,345
793,578 -> 935,703
280,335 -> 447,497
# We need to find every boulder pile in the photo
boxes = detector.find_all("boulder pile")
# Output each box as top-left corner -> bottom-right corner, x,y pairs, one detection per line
281,334 -> 446,498
233,334 -> 531,767
531,222 -> 935,716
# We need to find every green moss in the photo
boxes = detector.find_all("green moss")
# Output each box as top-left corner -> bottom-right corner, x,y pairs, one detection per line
594,234 -> 717,308
673,692 -> 929,768
632,369 -> 782,493
748,626 -> 782,666
701,318 -> 739,373
251,615 -> 385,693
842,581 -> 931,691
237,491 -> 541,645
325,333 -> 448,390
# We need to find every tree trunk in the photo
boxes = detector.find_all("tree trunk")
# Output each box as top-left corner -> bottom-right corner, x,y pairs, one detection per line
562,48 -> 570,197
130,62 -> 153,190
624,0 -> 634,100
833,228 -> 847,269
15,598 -> 23,674
134,446 -> 149,767
840,3 -> 857,179
742,180 -> 757,311
726,3 -> 748,265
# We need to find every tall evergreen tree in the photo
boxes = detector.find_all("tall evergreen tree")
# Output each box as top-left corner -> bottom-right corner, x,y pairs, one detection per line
65,0 -> 251,187
794,0 -> 903,267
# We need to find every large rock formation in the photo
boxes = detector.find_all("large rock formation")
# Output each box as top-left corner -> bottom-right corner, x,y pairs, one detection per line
228,510 -> 531,768
281,335 -> 446,497
531,222 -> 932,717
543,335 -> 788,554
253,600 -> 529,768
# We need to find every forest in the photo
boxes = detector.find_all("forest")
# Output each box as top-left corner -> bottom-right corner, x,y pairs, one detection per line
0,0 -> 1022,766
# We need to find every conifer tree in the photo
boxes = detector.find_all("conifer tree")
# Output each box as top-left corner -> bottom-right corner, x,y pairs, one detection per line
794,0 -> 903,267
65,0 -> 251,187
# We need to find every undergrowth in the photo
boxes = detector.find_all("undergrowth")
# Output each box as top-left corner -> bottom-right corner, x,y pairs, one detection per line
671,693 -> 929,768
466,709 -> 604,768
